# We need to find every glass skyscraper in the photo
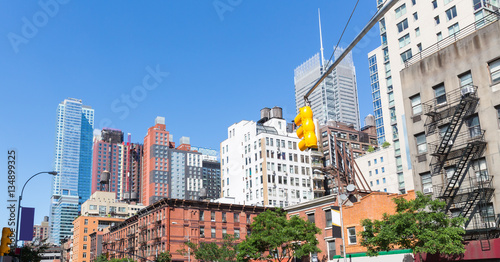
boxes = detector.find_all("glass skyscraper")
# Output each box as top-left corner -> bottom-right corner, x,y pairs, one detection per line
50,98 -> 94,244
294,49 -> 361,130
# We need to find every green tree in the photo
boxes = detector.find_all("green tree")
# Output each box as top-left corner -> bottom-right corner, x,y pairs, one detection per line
237,208 -> 321,262
180,234 -> 238,262
95,254 -> 109,262
382,141 -> 391,148
360,191 -> 467,257
156,251 -> 172,262
367,145 -> 375,152
109,258 -> 137,262
8,244 -> 49,262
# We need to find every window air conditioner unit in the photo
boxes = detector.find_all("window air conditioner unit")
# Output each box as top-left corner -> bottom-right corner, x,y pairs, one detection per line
423,187 -> 433,194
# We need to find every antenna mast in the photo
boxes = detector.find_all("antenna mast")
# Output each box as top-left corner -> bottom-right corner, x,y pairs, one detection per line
318,8 -> 325,67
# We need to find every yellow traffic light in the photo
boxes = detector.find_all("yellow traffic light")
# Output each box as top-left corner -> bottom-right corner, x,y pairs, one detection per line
0,227 -> 13,256
294,106 -> 318,151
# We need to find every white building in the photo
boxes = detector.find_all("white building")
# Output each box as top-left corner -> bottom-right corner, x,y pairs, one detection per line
294,49 -> 361,130
81,191 -> 145,218
356,146 -> 399,193
365,0 -> 499,194
220,107 -> 315,207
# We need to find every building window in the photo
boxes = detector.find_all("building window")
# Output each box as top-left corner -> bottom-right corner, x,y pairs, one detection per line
234,229 -> 240,239
211,212 -> 216,222
83,252 -> 87,258
489,59 -> 500,84
434,84 -> 446,104
448,22 -> 460,35
211,227 -> 216,238
411,94 -> 422,115
416,133 -> 427,154
435,15 -> 441,25
415,27 -> 420,37
413,12 -> 418,21
480,203 -> 495,224
395,4 -> 407,19
446,6 -> 457,21
496,105 -> 500,128
307,213 -> 315,224
200,211 -> 204,221
234,213 -> 239,222
459,71 -> 473,87
347,227 -> 357,244
473,158 -> 489,182
222,212 -> 227,222
466,115 -> 481,138
421,173 -> 432,194
398,34 -> 411,48
200,227 -> 205,238
432,0 -> 438,8
84,219 -> 88,225
328,241 -> 336,260
83,244 -> 87,250
444,0 -> 453,4
437,32 -> 443,41
223,228 -> 227,238
400,49 -> 412,63
84,228 -> 88,233
397,19 -> 408,33
325,210 -> 332,227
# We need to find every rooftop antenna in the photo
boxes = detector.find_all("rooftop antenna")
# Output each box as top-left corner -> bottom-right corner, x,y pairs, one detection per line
318,8 -> 325,67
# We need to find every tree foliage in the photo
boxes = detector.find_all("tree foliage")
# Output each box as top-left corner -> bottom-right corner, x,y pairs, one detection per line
237,208 -> 321,262
180,234 -> 238,262
95,254 -> 109,262
382,141 -> 391,148
360,191 -> 466,256
156,251 -> 172,262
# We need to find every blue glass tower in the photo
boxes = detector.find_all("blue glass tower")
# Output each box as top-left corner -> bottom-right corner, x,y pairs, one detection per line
49,98 -> 94,244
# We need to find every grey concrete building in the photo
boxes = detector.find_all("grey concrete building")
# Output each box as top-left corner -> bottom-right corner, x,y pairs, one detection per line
401,14 -> 500,237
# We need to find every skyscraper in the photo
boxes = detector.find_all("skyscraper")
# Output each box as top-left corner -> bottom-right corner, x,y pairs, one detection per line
294,49 -> 361,130
366,0 -> 498,193
50,98 -> 94,244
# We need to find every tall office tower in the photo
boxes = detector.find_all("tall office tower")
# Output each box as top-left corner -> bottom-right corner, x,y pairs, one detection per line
120,141 -> 143,203
50,98 -> 94,244
201,160 -> 221,200
220,107 -> 315,207
294,49 -> 361,130
141,117 -> 205,205
365,0 -> 498,193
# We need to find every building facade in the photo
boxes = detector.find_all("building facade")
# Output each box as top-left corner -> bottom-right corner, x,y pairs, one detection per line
50,98 -> 94,244
102,198 -> 270,262
202,160 -> 221,200
355,146 -> 400,193
285,190 -> 415,261
80,191 -> 145,219
401,16 -> 500,237
295,50 -> 361,129
142,117 -> 218,206
72,216 -> 125,262
91,129 -> 144,202
220,107 -> 315,207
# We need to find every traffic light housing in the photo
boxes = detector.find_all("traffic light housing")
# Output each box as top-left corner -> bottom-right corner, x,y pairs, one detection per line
0,227 -> 13,256
294,106 -> 318,151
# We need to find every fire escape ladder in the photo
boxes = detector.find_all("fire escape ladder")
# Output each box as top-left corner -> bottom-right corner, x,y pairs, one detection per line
435,100 -> 467,155
442,145 -> 477,211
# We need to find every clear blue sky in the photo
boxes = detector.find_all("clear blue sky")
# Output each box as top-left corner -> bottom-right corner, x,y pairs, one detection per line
0,1 -> 382,227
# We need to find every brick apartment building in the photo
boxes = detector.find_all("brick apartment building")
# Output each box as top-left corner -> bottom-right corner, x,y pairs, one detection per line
101,198 -> 271,262
285,190 -> 415,261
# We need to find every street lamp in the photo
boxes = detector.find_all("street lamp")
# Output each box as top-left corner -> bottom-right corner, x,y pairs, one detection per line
15,171 -> 57,246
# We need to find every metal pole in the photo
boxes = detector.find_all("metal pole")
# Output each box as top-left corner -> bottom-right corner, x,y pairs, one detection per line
15,171 -> 56,246
303,0 -> 400,100
339,200 -> 347,262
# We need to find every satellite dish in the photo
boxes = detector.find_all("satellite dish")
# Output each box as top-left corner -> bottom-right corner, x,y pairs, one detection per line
346,184 -> 356,192
340,194 -> 348,201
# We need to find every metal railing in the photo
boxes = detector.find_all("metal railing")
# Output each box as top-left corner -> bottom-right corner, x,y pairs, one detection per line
422,85 -> 478,116
405,11 -> 500,67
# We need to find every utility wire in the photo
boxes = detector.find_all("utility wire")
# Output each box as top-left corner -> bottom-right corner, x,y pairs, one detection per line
324,0 -> 360,70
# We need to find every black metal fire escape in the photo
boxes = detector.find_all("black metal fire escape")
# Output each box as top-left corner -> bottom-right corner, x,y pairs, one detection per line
424,85 -> 494,234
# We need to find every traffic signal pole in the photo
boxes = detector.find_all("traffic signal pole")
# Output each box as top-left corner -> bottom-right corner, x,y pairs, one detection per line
303,0 -> 400,104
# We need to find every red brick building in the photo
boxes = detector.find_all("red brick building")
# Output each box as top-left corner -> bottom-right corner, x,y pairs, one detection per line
101,198 -> 271,262
285,190 -> 415,261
